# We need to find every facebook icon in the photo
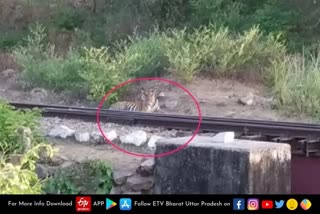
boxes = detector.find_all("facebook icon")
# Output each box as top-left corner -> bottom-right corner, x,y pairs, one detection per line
233,198 -> 245,210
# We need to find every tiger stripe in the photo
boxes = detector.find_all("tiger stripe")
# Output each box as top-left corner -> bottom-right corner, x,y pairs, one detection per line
109,87 -> 161,113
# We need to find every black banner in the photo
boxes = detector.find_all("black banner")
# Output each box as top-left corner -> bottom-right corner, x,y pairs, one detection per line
0,194 -> 317,213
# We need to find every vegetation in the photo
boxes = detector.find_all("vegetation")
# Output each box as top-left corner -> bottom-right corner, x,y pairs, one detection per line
269,48 -> 320,118
0,101 -> 53,193
2,0 -> 320,195
1,1 -> 320,117
0,101 -> 113,194
43,160 -> 113,194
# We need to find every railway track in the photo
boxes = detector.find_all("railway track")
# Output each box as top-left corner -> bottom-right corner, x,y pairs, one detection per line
8,102 -> 320,158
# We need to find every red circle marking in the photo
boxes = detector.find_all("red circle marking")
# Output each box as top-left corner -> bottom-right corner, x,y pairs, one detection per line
96,77 -> 202,158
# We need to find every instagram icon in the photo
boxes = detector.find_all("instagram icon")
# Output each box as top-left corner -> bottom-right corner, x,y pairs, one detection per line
247,198 -> 259,210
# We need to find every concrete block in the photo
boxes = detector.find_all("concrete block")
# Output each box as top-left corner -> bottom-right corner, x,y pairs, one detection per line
153,136 -> 291,194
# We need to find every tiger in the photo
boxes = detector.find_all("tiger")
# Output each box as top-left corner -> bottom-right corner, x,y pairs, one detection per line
109,87 -> 164,113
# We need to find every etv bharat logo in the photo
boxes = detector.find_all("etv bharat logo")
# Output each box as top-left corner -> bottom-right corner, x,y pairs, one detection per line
76,196 -> 92,212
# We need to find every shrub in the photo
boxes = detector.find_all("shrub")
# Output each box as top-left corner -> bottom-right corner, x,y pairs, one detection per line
190,0 -> 244,30
77,46 -> 126,102
164,28 -> 202,82
163,25 -> 286,81
78,30 -> 169,102
0,101 -> 55,194
214,26 -> 286,74
0,101 -> 44,155
14,23 -> 85,92
52,6 -> 86,31
0,32 -> 25,51
0,142 -> 55,194
43,160 -> 113,194
116,29 -> 169,78
269,48 -> 320,118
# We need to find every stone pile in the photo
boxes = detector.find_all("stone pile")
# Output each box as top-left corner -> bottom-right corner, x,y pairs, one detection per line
110,159 -> 155,194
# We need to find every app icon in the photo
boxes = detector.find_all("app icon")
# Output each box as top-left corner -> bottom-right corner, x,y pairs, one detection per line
286,198 -> 298,210
300,199 -> 312,210
106,198 -> 117,210
233,198 -> 245,210
261,200 -> 273,209
275,200 -> 284,209
247,198 -> 259,210
76,196 -> 92,212
119,198 -> 132,211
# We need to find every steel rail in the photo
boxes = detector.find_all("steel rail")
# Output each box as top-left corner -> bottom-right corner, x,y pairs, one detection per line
8,102 -> 320,127
8,102 -> 320,138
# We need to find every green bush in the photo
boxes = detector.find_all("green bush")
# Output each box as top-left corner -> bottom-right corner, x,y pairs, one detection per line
52,6 -> 86,31
269,48 -> 320,118
0,32 -> 25,51
78,30 -> 169,102
164,28 -> 202,82
116,29 -> 169,78
43,160 -> 113,194
0,101 -> 44,155
14,23 -> 287,94
0,142 -> 55,194
0,101 -> 55,194
14,23 -> 85,92
77,46 -> 126,102
164,25 -> 286,82
190,0 -> 244,30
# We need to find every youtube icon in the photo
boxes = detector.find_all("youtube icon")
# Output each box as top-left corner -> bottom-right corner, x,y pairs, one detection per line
262,200 -> 274,209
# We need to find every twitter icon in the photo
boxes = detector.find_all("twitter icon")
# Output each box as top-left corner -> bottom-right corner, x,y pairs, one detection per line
275,200 -> 284,209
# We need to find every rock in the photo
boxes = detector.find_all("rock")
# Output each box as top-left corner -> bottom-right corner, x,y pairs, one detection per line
126,174 -> 154,191
137,159 -> 155,176
165,100 -> 178,109
48,125 -> 75,138
7,154 -> 23,165
158,92 -> 165,97
60,161 -> 74,168
36,164 -> 55,179
30,87 -> 48,101
49,154 -> 69,166
2,68 -> 17,78
147,135 -> 163,150
105,130 -> 118,142
238,92 -> 255,106
110,186 -> 122,194
91,130 -> 118,144
176,131 -> 192,137
91,131 -> 103,143
120,130 -> 147,146
75,132 -> 90,143
216,102 -> 227,107
212,132 -> 235,143
113,170 -> 135,185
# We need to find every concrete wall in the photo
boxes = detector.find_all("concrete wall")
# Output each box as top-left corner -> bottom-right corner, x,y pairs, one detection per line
153,136 -> 291,194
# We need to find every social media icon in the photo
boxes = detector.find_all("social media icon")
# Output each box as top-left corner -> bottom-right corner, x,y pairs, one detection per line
262,200 -> 273,209
286,198 -> 298,210
275,200 -> 284,209
75,196 -> 92,212
233,198 -> 245,210
300,199 -> 312,210
247,198 -> 259,210
119,198 -> 132,211
106,198 -> 117,210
